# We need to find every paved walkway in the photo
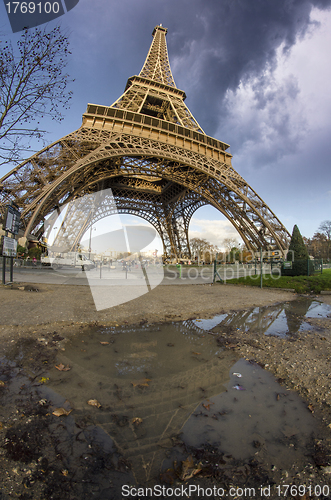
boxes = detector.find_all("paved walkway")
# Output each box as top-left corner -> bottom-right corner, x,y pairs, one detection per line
3,263 -> 273,286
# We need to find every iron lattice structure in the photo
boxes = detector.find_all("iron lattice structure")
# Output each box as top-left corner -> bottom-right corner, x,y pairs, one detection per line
0,25 -> 290,257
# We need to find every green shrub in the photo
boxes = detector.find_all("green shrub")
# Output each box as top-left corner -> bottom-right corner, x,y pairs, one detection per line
287,225 -> 308,261
282,225 -> 310,276
17,244 -> 28,258
28,247 -> 42,260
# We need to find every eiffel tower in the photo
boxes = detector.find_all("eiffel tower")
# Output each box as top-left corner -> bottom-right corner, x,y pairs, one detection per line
0,25 -> 290,257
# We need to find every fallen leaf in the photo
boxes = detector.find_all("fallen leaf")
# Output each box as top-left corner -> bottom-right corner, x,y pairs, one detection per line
61,469 -> 69,476
192,352 -> 201,355
39,377 -> 49,384
202,399 -> 214,411
131,378 -> 151,387
100,342 -> 110,345
0,381 -> 5,387
131,417 -> 143,425
52,408 -> 72,417
87,399 -> 101,408
55,363 -> 71,372
180,455 -> 202,481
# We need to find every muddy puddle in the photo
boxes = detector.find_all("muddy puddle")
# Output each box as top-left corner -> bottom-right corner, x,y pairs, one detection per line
0,298 -> 330,499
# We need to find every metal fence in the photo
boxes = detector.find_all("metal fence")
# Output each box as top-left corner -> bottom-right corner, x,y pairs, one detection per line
281,258 -> 323,277
0,258 -> 43,270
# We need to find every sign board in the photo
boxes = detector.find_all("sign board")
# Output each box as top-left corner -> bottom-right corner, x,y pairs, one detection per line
283,261 -> 292,269
4,205 -> 21,235
2,236 -> 18,257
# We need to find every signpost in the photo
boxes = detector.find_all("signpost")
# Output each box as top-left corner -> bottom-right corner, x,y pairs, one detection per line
4,205 -> 20,235
2,236 -> 18,257
1,204 -> 21,284
260,247 -> 263,289
283,261 -> 292,269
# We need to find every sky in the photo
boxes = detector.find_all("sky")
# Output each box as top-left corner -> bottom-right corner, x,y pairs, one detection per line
1,0 -> 331,251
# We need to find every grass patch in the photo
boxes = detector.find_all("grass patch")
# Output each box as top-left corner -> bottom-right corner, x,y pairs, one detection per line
224,268 -> 331,294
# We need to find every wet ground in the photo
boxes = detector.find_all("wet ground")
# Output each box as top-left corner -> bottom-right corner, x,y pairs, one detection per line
0,298 -> 331,499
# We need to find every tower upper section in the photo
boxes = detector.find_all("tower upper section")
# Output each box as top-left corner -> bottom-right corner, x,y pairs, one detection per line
139,25 -> 177,88
110,25 -> 205,133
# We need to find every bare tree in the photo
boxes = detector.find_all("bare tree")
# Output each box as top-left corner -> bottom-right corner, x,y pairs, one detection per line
0,25 -> 73,166
190,237 -> 209,261
221,237 -> 239,262
222,237 -> 238,253
318,220 -> 331,261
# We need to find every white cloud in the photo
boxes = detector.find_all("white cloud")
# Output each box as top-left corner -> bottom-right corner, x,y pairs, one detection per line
189,217 -> 242,250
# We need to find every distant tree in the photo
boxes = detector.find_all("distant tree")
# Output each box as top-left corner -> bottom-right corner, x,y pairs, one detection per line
318,220 -> 331,261
0,26 -> 73,165
190,237 -> 210,261
222,238 -> 238,254
204,242 -> 220,262
307,232 -> 327,259
221,238 -> 240,262
287,225 -> 308,261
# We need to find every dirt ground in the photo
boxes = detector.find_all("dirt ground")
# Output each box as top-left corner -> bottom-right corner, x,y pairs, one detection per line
1,282 -> 331,499
0,281 -> 300,348
0,281 -> 298,326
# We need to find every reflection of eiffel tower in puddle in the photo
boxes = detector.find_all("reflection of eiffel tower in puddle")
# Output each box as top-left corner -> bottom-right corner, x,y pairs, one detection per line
185,299 -> 313,337
96,355 -> 236,481
50,324 -> 238,483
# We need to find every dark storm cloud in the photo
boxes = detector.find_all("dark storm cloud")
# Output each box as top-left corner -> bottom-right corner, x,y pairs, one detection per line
163,0 -> 331,133
108,0 -> 331,145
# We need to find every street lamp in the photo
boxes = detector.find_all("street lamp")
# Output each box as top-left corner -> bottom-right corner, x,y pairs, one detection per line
52,227 -> 57,246
89,226 -> 96,259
